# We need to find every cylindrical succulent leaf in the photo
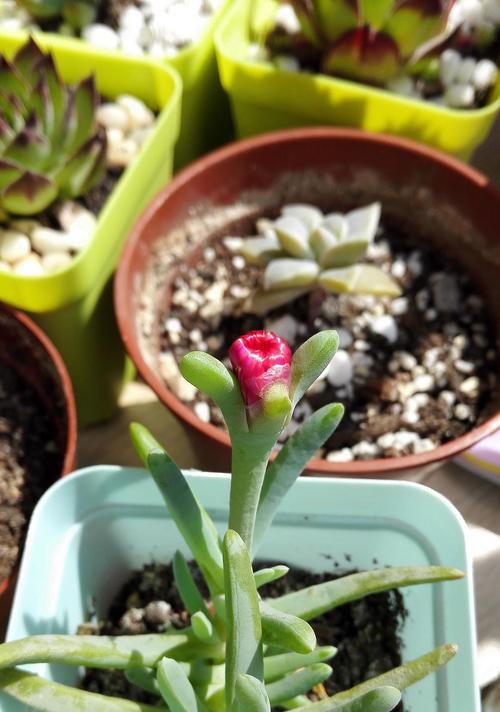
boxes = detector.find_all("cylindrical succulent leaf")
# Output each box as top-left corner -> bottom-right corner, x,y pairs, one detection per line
0,37 -> 105,220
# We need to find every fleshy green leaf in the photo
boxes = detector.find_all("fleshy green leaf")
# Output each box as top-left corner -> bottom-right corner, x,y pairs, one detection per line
318,264 -> 401,297
125,667 -> 161,696
173,551 -> 210,617
191,612 -> 218,645
260,602 -> 316,654
129,422 -> 162,466
267,663 -> 332,705
300,645 -> 457,709
323,27 -> 400,83
56,128 -> 106,198
254,403 -> 344,553
0,159 -> 22,191
383,0 -> 445,58
264,647 -> 337,683
1,172 -> 58,216
13,36 -> 46,82
244,286 -> 312,317
288,1 -> 322,45
0,632 -> 191,670
235,674 -> 271,712
274,215 -> 314,258
0,56 -> 30,103
289,331 -> 339,407
223,530 -> 264,709
0,669 -> 165,711
254,565 -> 289,588
272,566 -> 464,620
63,0 -> 98,29
147,450 -> 224,594
264,258 -> 319,291
294,685 -> 402,710
65,75 -> 98,154
180,352 -> 247,439
312,0 -> 359,41
4,125 -> 50,171
157,658 -> 208,712
240,233 -> 283,264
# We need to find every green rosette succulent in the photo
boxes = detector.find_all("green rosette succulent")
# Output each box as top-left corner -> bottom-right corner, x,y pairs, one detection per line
16,0 -> 100,29
269,0 -> 455,83
0,37 -> 106,221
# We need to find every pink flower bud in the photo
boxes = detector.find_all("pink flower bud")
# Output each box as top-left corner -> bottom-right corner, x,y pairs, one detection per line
229,330 -> 292,408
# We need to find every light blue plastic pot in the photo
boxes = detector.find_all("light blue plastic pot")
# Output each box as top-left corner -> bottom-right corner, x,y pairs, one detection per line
4,466 -> 479,711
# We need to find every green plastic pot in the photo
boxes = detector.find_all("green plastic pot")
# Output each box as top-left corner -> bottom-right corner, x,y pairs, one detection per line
0,32 -> 182,425
3,466 -> 480,711
166,0 -> 233,169
215,0 -> 500,161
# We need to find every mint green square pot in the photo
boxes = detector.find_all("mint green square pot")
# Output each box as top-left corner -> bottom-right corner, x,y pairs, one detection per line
3,466 -> 480,711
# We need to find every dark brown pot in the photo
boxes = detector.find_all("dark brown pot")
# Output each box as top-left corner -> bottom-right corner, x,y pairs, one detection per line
0,304 -> 77,638
114,127 -> 500,480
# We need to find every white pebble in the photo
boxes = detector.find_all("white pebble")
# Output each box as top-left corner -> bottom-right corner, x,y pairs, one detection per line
440,49 -> 461,86
232,255 -> 245,270
439,390 -> 456,407
0,230 -> 31,264
351,441 -> 381,459
377,433 -> 396,449
31,227 -> 71,255
390,297 -> 409,315
391,259 -> 406,279
165,317 -> 182,334
402,410 -> 420,425
275,3 -> 301,33
413,438 -> 435,454
194,401 -> 211,423
336,327 -> 353,349
97,104 -> 131,131
83,23 -> 119,51
413,374 -> 435,392
473,59 -> 498,91
326,448 -> 354,463
41,252 -> 73,273
248,42 -> 270,62
274,55 -> 300,72
107,138 -> 139,167
13,254 -> 44,277
483,0 -> 500,22
460,376 -> 480,395
456,359 -> 475,374
445,83 -> 475,108
456,57 -> 477,84
117,95 -> 154,128
398,351 -> 417,371
267,314 -> 298,344
327,350 -> 353,387
454,403 -> 472,420
370,315 -> 398,343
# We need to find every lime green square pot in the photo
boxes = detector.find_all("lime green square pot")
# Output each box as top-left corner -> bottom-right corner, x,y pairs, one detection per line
0,32 -> 182,425
216,0 -> 500,161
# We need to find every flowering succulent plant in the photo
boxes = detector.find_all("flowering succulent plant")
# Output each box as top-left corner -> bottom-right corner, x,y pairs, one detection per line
16,0 -> 99,29
267,0 -> 456,83
228,202 -> 401,316
0,37 -> 106,221
0,330 -> 463,711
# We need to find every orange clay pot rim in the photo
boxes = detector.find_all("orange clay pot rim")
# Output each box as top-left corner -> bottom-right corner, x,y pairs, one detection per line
0,303 -> 77,599
115,126 -> 500,477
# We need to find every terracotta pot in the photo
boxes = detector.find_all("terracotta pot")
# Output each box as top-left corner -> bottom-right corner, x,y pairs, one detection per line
114,127 -> 500,479
0,304 -> 77,639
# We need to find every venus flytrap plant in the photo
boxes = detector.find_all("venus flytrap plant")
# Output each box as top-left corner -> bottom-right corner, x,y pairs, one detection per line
0,329 -> 465,712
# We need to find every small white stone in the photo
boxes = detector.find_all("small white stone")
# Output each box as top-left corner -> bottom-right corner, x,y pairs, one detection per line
370,315 -> 398,343
165,317 -> 182,334
456,359 -> 475,374
460,376 -> 480,395
0,230 -> 31,264
444,83 -> 475,108
413,438 -> 435,454
387,76 -> 415,97
336,327 -> 353,349
275,3 -> 301,33
97,103 -> 131,131
454,403 -> 472,420
117,95 -> 155,128
398,351 -> 417,371
327,350 -> 353,387
232,255 -> 245,270
267,314 -> 298,344
13,254 -> 44,277
144,600 -> 171,625
457,57 -> 477,84
120,4 -> 145,29
377,433 -> 396,449
107,138 -> 139,167
41,252 -> 73,273
407,252 -> 423,277
473,59 -> 498,91
248,42 -> 270,62
351,441 -> 381,459
129,126 -> 154,148
194,401 -> 211,423
413,374 -> 435,392
326,448 -> 354,463
402,410 -> 419,425
393,430 -> 419,450
31,227 -> 71,255
83,23 -> 119,51
223,237 -> 244,252
459,0 -> 485,23
274,55 -> 300,72
390,297 -> 409,315
353,339 -> 370,351
391,259 -> 406,279
439,390 -> 456,407
440,48 -> 461,86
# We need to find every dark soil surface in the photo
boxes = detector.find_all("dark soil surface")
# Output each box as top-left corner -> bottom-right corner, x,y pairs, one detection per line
80,168 -> 123,217
81,561 -> 406,710
0,362 -> 64,584
157,217 -> 498,463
